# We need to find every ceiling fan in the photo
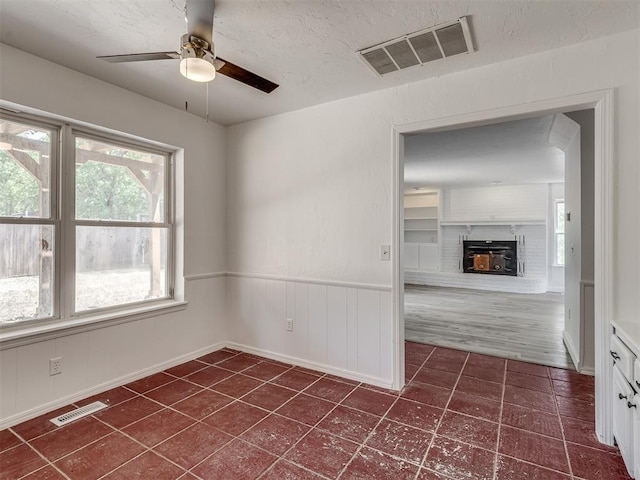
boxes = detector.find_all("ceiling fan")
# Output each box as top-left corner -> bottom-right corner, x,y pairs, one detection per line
97,0 -> 278,93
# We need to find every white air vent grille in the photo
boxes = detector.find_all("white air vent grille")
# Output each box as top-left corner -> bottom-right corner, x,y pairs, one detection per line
358,17 -> 474,76
50,401 -> 108,427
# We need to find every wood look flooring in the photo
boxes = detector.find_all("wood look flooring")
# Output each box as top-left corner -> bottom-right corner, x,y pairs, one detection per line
404,284 -> 573,369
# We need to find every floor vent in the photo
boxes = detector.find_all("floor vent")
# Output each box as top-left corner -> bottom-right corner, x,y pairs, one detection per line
358,16 -> 474,77
50,401 -> 108,427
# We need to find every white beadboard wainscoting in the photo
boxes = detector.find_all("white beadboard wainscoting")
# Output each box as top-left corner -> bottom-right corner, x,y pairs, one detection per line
0,275 -> 228,429
226,273 -> 394,388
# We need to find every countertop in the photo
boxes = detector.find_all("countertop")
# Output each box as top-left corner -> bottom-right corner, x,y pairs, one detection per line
612,319 -> 640,358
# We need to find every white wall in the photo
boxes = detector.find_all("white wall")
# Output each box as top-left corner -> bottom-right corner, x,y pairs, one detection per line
0,44 -> 228,427
1,28 -> 638,425
227,29 -> 640,386
566,109 -> 596,372
559,115 -> 583,369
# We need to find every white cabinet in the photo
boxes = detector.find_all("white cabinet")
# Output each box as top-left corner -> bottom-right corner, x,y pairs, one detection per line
613,365 -> 636,475
635,404 -> 640,480
404,191 -> 439,271
635,359 -> 640,479
611,333 -> 638,478
419,244 -> 438,270
404,244 -> 419,269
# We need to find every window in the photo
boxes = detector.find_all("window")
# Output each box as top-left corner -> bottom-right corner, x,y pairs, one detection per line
0,118 -> 56,323
0,113 -> 174,326
554,199 -> 565,266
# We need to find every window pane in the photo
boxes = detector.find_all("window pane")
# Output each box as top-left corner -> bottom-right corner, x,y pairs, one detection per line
75,226 -> 168,312
556,233 -> 565,266
556,202 -> 565,233
75,137 -> 165,222
0,119 -> 52,218
0,224 -> 54,323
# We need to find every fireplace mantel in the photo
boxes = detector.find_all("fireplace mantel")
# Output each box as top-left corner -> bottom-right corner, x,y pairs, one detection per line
440,219 -> 546,226
440,219 -> 546,234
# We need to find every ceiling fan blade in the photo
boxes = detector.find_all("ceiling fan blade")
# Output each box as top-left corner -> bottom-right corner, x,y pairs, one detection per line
186,0 -> 215,47
215,57 -> 279,93
98,52 -> 180,63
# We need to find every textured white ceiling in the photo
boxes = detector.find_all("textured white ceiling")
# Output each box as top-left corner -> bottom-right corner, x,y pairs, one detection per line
0,1 -> 638,125
404,115 -> 565,189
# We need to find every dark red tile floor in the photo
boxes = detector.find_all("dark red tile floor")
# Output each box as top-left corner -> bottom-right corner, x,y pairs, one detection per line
0,342 -> 631,480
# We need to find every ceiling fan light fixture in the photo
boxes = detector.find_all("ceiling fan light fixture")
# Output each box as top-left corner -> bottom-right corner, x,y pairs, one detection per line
179,36 -> 216,82
180,56 -> 216,82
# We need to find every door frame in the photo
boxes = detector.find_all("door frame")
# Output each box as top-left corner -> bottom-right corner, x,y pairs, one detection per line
391,89 -> 614,444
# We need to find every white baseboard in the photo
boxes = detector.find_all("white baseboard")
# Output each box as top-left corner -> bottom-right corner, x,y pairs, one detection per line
579,366 -> 595,376
225,342 -> 394,390
0,342 -> 225,430
563,330 -> 581,371
546,287 -> 565,293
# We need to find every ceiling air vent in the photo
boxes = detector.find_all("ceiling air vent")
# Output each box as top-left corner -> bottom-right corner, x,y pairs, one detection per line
358,17 -> 474,77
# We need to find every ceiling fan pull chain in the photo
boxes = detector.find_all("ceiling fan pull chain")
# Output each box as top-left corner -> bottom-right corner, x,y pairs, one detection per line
206,82 -> 210,123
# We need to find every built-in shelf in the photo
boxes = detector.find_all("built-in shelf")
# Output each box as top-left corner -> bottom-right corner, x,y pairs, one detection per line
404,192 -> 439,256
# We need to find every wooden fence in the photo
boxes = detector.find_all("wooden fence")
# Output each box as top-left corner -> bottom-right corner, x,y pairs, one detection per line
0,224 -> 165,278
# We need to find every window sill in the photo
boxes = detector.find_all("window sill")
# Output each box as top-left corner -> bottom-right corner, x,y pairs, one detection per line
0,300 -> 188,350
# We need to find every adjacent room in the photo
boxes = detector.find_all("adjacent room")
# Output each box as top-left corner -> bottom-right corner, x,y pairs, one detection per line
0,1 -> 639,479
402,112 -> 594,371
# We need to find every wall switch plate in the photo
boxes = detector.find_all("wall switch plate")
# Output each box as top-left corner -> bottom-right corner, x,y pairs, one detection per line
286,318 -> 293,332
49,357 -> 63,376
380,245 -> 391,261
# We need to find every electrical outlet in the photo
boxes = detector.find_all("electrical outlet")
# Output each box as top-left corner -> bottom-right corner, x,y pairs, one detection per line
49,357 -> 63,376
286,318 -> 293,332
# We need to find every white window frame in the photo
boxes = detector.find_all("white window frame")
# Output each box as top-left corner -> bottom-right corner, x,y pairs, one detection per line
554,199 -> 565,266
0,113 -> 61,323
0,110 -> 180,337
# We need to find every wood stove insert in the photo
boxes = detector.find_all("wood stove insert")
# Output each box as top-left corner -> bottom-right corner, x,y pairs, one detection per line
463,240 -> 517,276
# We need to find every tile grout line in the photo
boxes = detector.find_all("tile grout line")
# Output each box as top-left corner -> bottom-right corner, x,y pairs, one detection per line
411,347 -> 468,480
550,366 -> 576,479
90,412 -> 192,480
253,378 -> 364,480
403,345 -> 442,480
10,428 -> 73,480
136,371 -> 296,478
277,344 -> 445,479
491,357 -> 508,480
189,373 -> 360,479
47,363 -> 262,480
6,346 -> 610,480
332,390 -> 404,479
18,416 -> 120,473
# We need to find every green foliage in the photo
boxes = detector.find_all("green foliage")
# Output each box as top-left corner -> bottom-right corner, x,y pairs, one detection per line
1,138 -> 160,221
0,151 -> 40,216
76,162 -> 150,220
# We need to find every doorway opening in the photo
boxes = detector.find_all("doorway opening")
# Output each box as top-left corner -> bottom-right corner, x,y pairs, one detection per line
391,90 -> 614,445
400,111 -> 594,370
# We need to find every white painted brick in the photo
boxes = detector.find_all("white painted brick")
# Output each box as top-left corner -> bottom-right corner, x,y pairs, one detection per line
404,270 -> 547,293
442,185 -> 547,221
